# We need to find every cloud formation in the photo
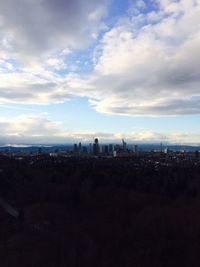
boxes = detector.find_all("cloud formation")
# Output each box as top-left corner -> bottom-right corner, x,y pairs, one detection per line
0,0 -> 200,117
0,115 -> 199,145
0,0 -> 108,104
67,0 -> 200,116
0,0 -> 108,59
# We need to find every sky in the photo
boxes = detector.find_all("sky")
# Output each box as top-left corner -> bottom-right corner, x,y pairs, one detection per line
0,0 -> 200,145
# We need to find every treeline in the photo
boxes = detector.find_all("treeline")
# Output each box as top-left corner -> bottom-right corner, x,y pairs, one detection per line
0,155 -> 200,267
0,156 -> 199,204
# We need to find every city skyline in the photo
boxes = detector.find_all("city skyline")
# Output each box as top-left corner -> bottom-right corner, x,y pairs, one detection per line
0,0 -> 200,145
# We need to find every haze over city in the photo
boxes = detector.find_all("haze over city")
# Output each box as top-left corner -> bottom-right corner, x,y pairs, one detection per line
0,0 -> 200,145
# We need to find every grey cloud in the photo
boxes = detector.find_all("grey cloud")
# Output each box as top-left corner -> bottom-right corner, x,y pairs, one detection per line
108,99 -> 200,116
0,0 -> 200,117
0,73 -> 72,104
0,0 -> 108,58
0,0 -> 109,105
69,1 -> 200,116
0,89 -> 33,100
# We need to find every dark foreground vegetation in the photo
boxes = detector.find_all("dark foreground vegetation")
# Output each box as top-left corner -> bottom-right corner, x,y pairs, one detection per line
1,154 -> 200,266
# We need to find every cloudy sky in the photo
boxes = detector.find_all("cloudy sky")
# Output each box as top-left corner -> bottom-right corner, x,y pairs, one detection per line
0,0 -> 200,145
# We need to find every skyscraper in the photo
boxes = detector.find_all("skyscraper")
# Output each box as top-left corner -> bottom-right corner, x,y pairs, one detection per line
78,142 -> 82,153
109,144 -> 114,154
74,143 -> 78,153
93,138 -> 100,155
122,139 -> 127,151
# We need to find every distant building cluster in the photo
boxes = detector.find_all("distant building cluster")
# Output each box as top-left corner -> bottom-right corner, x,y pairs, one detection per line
0,139 -> 200,163
72,138 -> 141,157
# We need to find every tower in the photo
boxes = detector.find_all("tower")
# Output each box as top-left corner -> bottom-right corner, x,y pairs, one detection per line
93,138 -> 100,155
74,143 -> 78,153
78,142 -> 82,153
122,139 -> 127,151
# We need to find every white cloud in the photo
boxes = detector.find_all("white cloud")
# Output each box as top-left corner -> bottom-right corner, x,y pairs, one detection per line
0,0 -> 200,117
0,0 -> 109,104
0,115 -> 199,145
46,58 -> 67,70
128,0 -> 147,15
65,0 -> 200,116
0,69 -> 72,104
0,115 -> 60,135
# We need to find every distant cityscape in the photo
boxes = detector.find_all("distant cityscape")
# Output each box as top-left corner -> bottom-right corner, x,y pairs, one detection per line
0,138 -> 199,161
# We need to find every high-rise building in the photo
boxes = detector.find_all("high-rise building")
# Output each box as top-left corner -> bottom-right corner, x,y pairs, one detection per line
160,142 -> 163,153
109,144 -> 114,154
114,144 -> 120,152
122,139 -> 127,151
78,142 -> 82,153
164,147 -> 169,154
73,143 -> 78,153
93,138 -> 100,155
82,146 -> 88,153
102,145 -> 109,154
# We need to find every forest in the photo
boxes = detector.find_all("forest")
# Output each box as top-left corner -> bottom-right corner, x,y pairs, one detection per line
0,154 -> 200,267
